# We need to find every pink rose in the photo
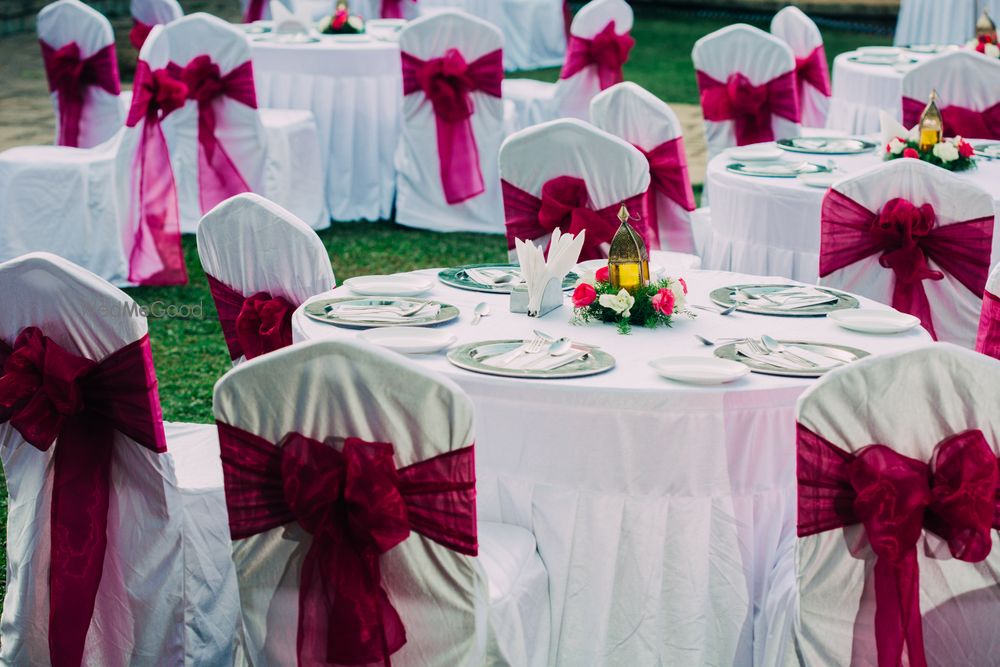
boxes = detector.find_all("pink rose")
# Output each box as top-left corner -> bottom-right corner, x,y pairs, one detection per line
678,277 -> 688,295
595,266 -> 610,283
902,147 -> 920,159
651,288 -> 675,316
958,141 -> 975,158
332,8 -> 348,28
572,283 -> 597,308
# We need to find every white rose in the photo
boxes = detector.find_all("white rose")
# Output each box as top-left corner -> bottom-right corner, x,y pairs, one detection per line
669,280 -> 686,310
987,43 -> 1000,58
932,141 -> 959,162
907,127 -> 921,143
575,271 -> 596,288
599,289 -> 635,318
887,137 -> 906,155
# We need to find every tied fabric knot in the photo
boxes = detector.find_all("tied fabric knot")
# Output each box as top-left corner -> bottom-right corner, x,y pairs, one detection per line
902,97 -> 1000,142
872,199 -> 943,287
205,274 -> 302,361
40,40 -> 121,148
637,137 -> 697,252
697,69 -> 800,146
218,423 -> 478,666
561,20 -> 634,90
797,425 -> 1000,667
794,45 -> 832,98
402,48 -> 502,205
0,328 -> 167,667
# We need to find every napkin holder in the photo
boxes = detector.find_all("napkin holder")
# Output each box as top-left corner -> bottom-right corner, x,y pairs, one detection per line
510,278 -> 563,317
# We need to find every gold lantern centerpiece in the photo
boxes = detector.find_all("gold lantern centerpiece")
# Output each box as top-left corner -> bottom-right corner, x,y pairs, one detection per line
918,89 -> 943,152
336,0 -> 349,9
607,203 -> 650,294
977,10 -> 998,42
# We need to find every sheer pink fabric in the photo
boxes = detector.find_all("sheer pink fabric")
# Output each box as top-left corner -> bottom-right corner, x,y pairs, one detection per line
130,19 -> 154,50
976,290 -> 1000,359
382,0 -> 415,19
696,70 -> 800,146
205,274 -> 295,361
39,41 -> 121,148
635,136 -> 696,253
794,45 -> 831,99
560,20 -> 634,89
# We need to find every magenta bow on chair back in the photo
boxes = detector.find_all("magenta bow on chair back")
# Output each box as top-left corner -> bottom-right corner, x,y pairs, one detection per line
902,96 -> 1000,141
819,192 -> 993,340
243,0 -> 265,23
977,286 -> 1000,359
794,45 -> 831,99
130,19 -> 155,50
697,69 -> 800,146
797,424 -> 1000,667
382,0 -> 416,19
402,47 -> 503,205
636,136 -> 696,253
560,20 -> 635,90
503,175 -> 650,260
218,422 -> 478,666
168,55 -> 257,214
205,274 -> 297,361
0,327 -> 167,667
39,40 -> 121,148
125,60 -> 190,286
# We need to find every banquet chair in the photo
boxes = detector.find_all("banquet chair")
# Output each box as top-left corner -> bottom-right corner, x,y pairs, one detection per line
503,0 -> 634,133
894,0 -> 979,46
770,6 -> 831,129
977,263 -> 1000,359
692,24 -> 802,161
197,193 -> 335,365
590,81 -> 698,254
130,0 -> 182,51
214,338 -> 551,666
354,0 -> 422,19
500,0 -> 568,71
37,0 -> 124,148
818,158 -> 996,347
395,11 -> 505,233
0,252 -> 239,667
759,343 -> 1000,667
499,118 -> 651,261
901,50 -> 1000,141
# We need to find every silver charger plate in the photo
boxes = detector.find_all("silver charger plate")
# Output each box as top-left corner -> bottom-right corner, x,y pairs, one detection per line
973,142 -> 1000,159
447,339 -> 615,379
777,137 -> 877,155
714,340 -> 869,378
725,161 -> 832,178
304,297 -> 459,328
438,263 -> 579,294
710,284 -> 859,317
847,55 -> 918,66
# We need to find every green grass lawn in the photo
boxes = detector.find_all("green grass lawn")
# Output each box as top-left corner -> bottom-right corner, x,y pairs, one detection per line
0,6 -> 891,590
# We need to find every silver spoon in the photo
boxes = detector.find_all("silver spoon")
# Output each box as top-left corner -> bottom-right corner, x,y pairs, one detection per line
691,303 -> 739,316
760,335 -> 817,367
471,301 -> 490,326
693,334 -> 745,346
545,337 -> 573,356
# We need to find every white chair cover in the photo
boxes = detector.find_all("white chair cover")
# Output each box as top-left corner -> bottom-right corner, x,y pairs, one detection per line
0,252 -> 238,666
818,159 -> 997,348
196,193 -> 335,364
771,343 -> 1000,666
502,0 -> 633,132
214,339 -> 550,666
770,6 -> 830,129
590,81 -> 697,253
131,0 -> 183,27
692,24 -> 801,161
900,50 -> 1000,135
894,0 -> 979,46
500,0 -> 567,71
37,0 -> 124,149
395,11 -> 505,233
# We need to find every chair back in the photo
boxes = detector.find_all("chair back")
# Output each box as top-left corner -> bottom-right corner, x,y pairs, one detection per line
976,263 -> 1000,359
770,6 -> 830,128
901,50 -> 1000,141
129,0 -> 183,49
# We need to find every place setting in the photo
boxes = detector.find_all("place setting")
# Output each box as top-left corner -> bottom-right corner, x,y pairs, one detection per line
303,296 -> 460,328
846,46 -> 918,66
448,332 -> 614,379
725,159 -> 832,179
437,263 -> 579,294
776,136 -> 878,155
706,284 -> 859,316
714,335 -> 868,378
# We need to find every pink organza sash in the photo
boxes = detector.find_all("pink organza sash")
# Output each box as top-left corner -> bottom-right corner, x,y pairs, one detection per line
794,44 -> 831,98
560,20 -> 634,89
976,290 -> 1000,359
402,48 -> 503,205
902,96 -> 1000,141
218,422 -> 477,666
243,0 -> 265,23
130,19 -> 154,50
502,176 -> 650,260
125,60 -> 189,286
39,41 -> 121,148
382,0 -> 415,19
797,424 -> 1000,667
0,329 -> 167,667
637,136 -> 696,253
819,191 -> 993,340
562,0 -> 572,39
205,274 -> 296,361
168,55 -> 256,214
696,69 -> 800,146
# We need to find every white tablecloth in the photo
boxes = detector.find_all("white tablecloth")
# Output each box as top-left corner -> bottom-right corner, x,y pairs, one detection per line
250,35 -> 402,222
893,0 -> 979,47
703,144 -> 1000,283
291,267 -> 931,666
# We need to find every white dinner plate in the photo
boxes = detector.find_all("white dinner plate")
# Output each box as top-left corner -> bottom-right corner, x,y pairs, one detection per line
798,172 -> 840,188
343,274 -> 434,297
827,308 -> 921,334
649,356 -> 750,385
727,146 -> 784,162
358,327 -> 457,353
856,46 -> 901,57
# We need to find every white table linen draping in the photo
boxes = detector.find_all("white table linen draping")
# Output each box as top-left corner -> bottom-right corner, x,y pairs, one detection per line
292,267 -> 931,666
702,144 -> 1000,284
894,0 -> 979,46
250,35 -> 402,222
828,51 -> 913,134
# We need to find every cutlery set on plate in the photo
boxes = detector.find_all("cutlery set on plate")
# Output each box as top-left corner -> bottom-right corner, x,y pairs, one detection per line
324,299 -> 440,323
733,336 -> 854,371
473,334 -> 592,372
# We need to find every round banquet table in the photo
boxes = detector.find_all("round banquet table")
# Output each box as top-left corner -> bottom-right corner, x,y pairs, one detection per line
291,267 -> 931,667
703,143 -> 1000,284
250,35 -> 402,222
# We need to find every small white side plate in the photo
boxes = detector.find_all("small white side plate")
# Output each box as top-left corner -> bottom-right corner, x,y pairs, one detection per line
344,275 -> 434,297
358,327 -> 457,354
727,146 -> 784,162
798,172 -> 840,188
827,308 -> 921,334
649,356 -> 750,385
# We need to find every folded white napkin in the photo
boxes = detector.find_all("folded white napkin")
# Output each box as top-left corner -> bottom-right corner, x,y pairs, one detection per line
329,303 -> 440,323
465,267 -> 521,287
880,111 -> 917,146
482,344 -> 588,371
514,229 -> 585,315
746,286 -> 838,310
271,0 -> 315,34
736,342 -> 840,371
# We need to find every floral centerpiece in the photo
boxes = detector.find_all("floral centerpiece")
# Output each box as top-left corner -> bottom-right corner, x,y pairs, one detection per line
884,134 -> 976,172
318,1 -> 364,34
571,266 -> 691,334
966,34 -> 1000,58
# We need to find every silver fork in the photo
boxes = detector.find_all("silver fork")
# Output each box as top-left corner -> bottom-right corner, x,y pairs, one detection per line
482,336 -> 547,368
